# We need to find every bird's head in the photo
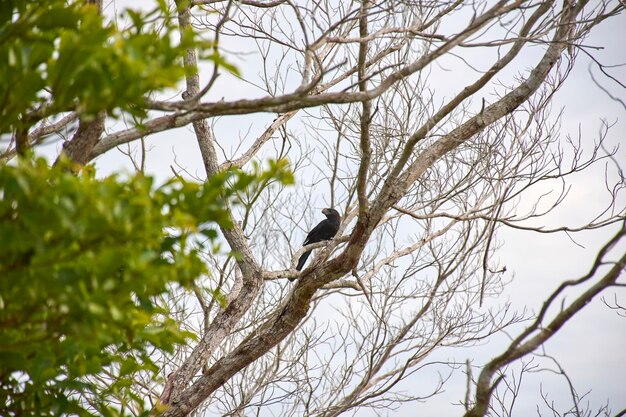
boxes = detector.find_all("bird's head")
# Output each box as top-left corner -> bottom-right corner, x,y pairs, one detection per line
322,208 -> 340,220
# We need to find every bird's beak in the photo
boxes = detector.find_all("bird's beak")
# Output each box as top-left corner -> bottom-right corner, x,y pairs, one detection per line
322,208 -> 329,215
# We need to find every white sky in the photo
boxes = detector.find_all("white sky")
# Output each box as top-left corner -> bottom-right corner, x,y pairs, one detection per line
442,12 -> 626,416
42,1 -> 626,415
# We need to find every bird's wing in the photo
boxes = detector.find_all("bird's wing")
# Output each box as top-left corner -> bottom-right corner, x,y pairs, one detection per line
303,220 -> 326,245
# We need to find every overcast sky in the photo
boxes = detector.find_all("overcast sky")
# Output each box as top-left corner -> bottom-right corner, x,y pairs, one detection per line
435,11 -> 626,416
42,2 -> 626,415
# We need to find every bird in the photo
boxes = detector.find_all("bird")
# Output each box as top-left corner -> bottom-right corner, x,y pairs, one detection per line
291,208 -> 341,279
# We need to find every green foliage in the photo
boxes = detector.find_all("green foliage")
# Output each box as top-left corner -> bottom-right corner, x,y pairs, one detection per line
0,157 -> 293,416
0,0 -> 237,135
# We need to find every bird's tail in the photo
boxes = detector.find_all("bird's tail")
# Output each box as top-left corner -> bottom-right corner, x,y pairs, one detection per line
294,250 -> 312,273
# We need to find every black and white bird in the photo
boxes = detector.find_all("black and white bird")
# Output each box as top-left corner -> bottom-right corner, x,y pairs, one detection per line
292,208 -> 341,278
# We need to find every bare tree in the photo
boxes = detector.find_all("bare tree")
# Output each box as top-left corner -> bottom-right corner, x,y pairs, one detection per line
5,1 -> 625,416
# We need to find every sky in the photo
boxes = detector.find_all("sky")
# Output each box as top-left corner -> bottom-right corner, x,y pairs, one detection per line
450,12 -> 626,416
40,1 -> 626,415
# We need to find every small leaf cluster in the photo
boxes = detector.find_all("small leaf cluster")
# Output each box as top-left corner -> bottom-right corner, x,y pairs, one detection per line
0,0 -> 235,135
0,157 -> 293,416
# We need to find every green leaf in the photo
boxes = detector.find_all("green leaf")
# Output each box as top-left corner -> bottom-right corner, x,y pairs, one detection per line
0,119 -> 291,417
